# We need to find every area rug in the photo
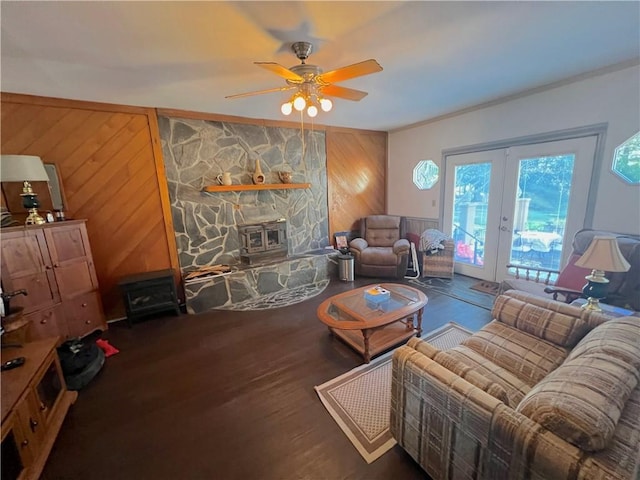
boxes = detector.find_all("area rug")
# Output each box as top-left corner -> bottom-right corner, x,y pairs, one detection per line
470,280 -> 500,295
314,322 -> 473,463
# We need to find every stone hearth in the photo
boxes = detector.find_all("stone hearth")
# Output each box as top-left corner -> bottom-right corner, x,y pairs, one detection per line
184,250 -> 333,312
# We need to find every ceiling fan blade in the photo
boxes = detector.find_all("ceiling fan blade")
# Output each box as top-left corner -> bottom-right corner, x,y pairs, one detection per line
225,85 -> 296,99
255,62 -> 304,82
317,59 -> 382,84
318,84 -> 368,101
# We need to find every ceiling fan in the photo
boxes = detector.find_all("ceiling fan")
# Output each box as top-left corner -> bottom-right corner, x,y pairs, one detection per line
226,41 -> 383,118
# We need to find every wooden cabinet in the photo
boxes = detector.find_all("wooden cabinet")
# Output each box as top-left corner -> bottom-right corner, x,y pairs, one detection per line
1,338 -> 77,480
0,229 -> 60,314
1,220 -> 106,341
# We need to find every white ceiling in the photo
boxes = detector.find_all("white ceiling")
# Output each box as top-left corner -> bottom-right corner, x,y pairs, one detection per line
1,1 -> 639,132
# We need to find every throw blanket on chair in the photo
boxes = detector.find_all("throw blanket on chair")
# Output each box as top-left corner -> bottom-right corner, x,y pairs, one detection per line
420,229 -> 451,254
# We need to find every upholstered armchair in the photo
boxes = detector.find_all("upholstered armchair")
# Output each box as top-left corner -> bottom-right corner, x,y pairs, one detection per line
500,229 -> 640,311
405,230 -> 455,279
349,215 -> 410,279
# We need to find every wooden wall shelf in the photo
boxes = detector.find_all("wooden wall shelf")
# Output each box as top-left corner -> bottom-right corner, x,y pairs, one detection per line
203,183 -> 311,192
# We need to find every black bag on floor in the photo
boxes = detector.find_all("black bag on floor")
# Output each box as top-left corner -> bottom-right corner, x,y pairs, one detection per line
57,338 -> 105,391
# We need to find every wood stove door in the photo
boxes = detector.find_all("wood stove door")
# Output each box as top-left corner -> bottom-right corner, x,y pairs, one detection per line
244,227 -> 266,254
265,227 -> 283,251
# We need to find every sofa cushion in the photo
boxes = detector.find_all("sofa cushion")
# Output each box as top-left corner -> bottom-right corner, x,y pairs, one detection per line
502,290 -> 613,330
406,337 -> 511,405
579,384 -> 640,479
407,336 -> 438,357
492,294 -> 589,347
360,247 -> 399,266
446,345 -> 532,406
433,351 -> 510,405
406,232 -> 421,249
462,320 -> 570,386
566,317 -> 640,369
364,215 -> 402,247
555,253 -> 592,291
516,352 -> 639,452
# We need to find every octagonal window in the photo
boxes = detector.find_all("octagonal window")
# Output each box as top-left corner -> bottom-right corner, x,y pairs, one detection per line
413,160 -> 439,190
612,132 -> 640,184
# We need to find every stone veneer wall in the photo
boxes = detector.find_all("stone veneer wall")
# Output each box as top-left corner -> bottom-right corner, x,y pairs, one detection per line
157,116 -> 331,310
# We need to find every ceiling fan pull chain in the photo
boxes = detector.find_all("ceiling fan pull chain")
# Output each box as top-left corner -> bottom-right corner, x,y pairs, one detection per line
300,110 -> 305,161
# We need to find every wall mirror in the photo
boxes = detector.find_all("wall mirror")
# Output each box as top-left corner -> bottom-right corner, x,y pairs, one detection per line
44,163 -> 65,210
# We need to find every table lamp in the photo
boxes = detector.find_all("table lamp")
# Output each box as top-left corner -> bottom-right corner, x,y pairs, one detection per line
0,155 -> 50,225
574,236 -> 630,311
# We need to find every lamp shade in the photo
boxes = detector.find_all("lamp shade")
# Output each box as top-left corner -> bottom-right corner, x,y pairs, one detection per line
574,236 -> 630,272
0,155 -> 49,182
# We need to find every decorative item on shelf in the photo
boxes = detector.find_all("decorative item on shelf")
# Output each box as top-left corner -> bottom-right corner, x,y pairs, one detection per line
43,163 -> 65,211
1,288 -> 27,317
1,207 -> 17,227
574,235 -> 630,311
1,288 -> 29,345
278,171 -> 292,184
0,154 -> 50,225
217,172 -> 232,186
252,158 -> 265,185
335,232 -> 349,254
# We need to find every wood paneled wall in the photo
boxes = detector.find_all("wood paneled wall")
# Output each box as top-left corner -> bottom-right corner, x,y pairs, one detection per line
158,108 -> 389,242
1,93 -> 179,320
326,128 -> 387,239
1,95 -> 387,319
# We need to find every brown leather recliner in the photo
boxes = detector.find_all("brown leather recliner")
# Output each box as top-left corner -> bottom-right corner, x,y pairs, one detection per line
349,215 -> 410,278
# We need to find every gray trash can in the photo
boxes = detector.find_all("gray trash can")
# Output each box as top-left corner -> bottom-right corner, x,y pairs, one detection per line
338,254 -> 354,282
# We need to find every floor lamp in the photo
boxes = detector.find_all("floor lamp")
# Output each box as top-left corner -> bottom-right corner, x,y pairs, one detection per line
574,236 -> 630,311
0,155 -> 50,225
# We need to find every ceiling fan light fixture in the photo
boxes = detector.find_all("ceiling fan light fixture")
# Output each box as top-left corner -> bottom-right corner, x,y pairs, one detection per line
319,98 -> 333,112
293,95 -> 306,111
227,42 -> 382,120
281,101 -> 293,115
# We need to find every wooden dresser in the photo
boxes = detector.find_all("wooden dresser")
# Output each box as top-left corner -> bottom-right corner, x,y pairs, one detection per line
1,337 -> 77,479
1,220 -> 106,340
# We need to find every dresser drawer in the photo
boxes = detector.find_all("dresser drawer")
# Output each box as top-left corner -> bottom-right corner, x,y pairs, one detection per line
25,305 -> 67,341
63,292 -> 105,338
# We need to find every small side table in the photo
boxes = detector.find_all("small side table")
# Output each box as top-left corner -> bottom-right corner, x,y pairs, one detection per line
570,298 -> 639,318
118,269 -> 180,327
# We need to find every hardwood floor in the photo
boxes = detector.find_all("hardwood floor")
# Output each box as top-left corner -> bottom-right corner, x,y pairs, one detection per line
42,275 -> 492,480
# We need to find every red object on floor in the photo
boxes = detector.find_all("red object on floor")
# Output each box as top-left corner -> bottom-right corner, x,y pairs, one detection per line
95,339 -> 120,357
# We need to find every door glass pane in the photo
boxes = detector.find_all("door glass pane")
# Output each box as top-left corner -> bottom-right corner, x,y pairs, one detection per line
452,163 -> 491,266
510,154 -> 574,271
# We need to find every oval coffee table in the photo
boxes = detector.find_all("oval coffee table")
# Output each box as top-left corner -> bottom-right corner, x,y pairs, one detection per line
317,283 -> 427,363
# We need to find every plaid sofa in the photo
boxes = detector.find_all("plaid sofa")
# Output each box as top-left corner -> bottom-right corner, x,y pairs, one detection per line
390,290 -> 640,480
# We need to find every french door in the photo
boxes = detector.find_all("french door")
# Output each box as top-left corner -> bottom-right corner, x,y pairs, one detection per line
442,136 -> 597,282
